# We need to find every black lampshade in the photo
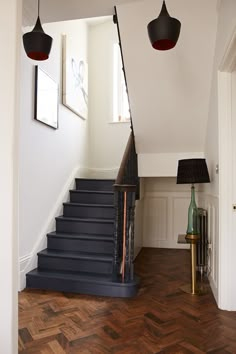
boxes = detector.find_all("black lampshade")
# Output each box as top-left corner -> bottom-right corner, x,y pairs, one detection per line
177,159 -> 210,184
147,1 -> 181,51
23,17 -> 52,61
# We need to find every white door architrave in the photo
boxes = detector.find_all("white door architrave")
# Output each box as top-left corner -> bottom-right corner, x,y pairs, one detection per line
218,27 -> 236,310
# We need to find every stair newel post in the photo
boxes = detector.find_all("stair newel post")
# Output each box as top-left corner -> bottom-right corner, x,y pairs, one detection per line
129,191 -> 136,281
124,191 -> 131,282
113,190 -> 121,280
122,190 -> 127,282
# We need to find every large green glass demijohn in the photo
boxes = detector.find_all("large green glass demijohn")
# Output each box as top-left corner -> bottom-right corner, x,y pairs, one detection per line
186,185 -> 199,235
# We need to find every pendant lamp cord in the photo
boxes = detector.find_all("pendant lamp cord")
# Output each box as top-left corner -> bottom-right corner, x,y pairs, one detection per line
38,0 -> 40,17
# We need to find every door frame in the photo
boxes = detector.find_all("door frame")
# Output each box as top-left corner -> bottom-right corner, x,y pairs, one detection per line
0,0 -> 22,352
218,29 -> 236,310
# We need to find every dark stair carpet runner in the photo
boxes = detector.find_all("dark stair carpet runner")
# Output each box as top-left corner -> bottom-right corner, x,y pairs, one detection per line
26,178 -> 138,297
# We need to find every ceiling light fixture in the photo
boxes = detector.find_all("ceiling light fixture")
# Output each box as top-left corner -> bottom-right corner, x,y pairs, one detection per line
23,0 -> 53,61
147,0 -> 181,51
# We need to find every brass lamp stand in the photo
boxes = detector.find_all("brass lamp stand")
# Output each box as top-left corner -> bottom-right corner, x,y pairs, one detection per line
180,234 -> 201,295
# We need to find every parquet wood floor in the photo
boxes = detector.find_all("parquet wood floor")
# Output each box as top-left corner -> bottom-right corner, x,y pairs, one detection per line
19,248 -> 236,353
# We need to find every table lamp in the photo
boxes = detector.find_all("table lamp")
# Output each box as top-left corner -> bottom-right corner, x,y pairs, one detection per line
177,159 -> 210,240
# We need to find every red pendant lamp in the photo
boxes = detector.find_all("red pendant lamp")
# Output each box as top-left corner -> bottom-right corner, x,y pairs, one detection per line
23,0 -> 53,61
147,1 -> 181,51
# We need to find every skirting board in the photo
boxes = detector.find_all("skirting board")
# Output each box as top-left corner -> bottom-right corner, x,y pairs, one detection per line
19,254 -> 32,291
142,239 -> 190,249
208,273 -> 218,304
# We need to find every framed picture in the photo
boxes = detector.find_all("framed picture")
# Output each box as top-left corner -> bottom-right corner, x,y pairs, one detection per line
62,35 -> 88,119
34,66 -> 59,129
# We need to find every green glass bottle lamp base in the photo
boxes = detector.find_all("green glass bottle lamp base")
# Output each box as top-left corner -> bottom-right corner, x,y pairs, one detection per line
186,184 -> 199,236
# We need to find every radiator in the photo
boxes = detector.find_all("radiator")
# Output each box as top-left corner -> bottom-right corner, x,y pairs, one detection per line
197,208 -> 208,275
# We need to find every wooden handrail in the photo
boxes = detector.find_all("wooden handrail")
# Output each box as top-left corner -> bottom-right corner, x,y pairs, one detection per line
115,132 -> 133,185
114,6 -> 135,141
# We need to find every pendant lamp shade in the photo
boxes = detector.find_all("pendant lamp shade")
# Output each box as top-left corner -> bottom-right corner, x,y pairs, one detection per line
147,1 -> 181,51
23,1 -> 52,61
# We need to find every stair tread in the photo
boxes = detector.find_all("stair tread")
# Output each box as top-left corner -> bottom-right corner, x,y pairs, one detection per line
47,231 -> 114,241
63,202 -> 114,208
27,268 -> 138,286
70,190 -> 114,194
38,249 -> 113,261
56,216 -> 114,223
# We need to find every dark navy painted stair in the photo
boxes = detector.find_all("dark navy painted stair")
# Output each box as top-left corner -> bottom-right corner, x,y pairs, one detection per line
26,178 -> 138,297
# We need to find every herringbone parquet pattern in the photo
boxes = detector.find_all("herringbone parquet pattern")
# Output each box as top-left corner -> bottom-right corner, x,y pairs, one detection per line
19,248 -> 236,353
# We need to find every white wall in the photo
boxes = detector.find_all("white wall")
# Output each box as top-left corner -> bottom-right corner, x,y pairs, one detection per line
19,19 -> 90,288
0,0 -> 21,352
204,0 -> 236,309
88,18 -> 130,177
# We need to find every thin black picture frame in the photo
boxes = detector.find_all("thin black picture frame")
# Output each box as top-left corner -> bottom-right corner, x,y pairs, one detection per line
34,66 -> 59,129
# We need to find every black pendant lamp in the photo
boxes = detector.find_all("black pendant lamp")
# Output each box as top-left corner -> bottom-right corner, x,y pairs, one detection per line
147,1 -> 181,51
23,0 -> 53,61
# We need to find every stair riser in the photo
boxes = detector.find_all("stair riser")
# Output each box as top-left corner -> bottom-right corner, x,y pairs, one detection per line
56,219 -> 114,235
26,275 -> 138,298
76,179 -> 114,191
38,256 -> 112,274
47,237 -> 114,254
64,205 -> 114,219
70,192 -> 114,205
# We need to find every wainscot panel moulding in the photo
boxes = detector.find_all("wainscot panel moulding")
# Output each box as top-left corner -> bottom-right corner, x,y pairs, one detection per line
143,191 -> 191,249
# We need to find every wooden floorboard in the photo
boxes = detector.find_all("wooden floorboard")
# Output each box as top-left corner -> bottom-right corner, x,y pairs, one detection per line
19,248 -> 236,353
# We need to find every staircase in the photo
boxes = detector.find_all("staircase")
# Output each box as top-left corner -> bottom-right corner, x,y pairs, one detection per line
26,178 -> 139,297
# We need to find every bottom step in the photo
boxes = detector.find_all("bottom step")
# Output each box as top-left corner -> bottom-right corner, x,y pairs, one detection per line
26,269 -> 139,298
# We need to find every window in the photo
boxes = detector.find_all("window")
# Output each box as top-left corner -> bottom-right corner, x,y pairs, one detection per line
113,43 -> 130,122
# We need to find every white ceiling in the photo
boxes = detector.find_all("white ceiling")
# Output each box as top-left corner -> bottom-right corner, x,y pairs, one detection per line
22,0 -> 141,26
